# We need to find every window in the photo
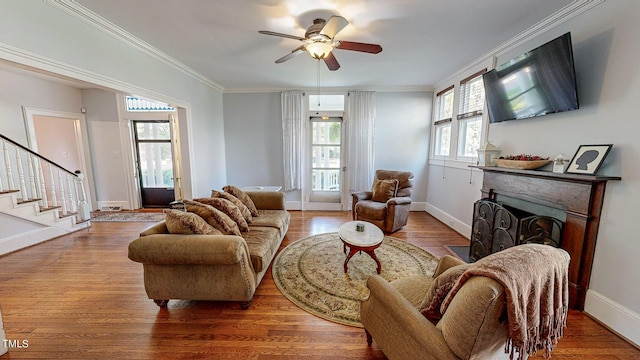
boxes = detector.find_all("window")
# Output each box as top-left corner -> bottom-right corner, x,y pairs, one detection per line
433,86 -> 454,156
457,70 -> 486,158
126,96 -> 175,112
308,94 -> 345,112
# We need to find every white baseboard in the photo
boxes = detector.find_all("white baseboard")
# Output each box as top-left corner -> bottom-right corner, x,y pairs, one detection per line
286,201 -> 302,211
410,202 -> 427,211
425,202 -> 472,239
0,227 -> 67,256
96,201 -> 129,211
584,289 -> 640,347
285,201 -> 427,212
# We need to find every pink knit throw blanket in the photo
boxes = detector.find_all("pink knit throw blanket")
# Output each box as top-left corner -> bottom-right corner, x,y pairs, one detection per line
441,244 -> 570,360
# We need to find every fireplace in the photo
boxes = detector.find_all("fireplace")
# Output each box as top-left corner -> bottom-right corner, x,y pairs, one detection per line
475,166 -> 620,310
469,199 -> 563,262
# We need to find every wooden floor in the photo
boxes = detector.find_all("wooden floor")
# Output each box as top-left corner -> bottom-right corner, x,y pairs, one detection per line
0,211 -> 638,359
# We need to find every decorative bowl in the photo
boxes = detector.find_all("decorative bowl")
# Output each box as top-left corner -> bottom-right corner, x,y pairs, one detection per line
494,159 -> 552,170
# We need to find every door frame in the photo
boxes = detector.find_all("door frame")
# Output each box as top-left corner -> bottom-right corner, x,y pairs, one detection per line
303,111 -> 348,211
116,93 -> 182,209
131,119 -> 176,208
22,106 -> 96,210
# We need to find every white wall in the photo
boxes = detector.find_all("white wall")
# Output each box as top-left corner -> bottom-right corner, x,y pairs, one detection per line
426,0 -> 640,345
222,91 -> 432,206
0,0 -> 227,199
375,91 -> 432,205
223,92 -> 285,192
81,89 -> 130,207
0,70 -> 84,143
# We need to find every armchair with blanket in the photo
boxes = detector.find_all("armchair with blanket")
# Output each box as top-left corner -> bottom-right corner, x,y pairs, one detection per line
360,244 -> 570,360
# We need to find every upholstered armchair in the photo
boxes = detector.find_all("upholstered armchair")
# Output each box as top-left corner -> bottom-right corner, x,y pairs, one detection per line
361,244 -> 570,360
352,169 -> 414,233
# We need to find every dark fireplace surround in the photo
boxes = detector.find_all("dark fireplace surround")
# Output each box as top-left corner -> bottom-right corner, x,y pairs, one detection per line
470,199 -> 564,261
473,166 -> 620,310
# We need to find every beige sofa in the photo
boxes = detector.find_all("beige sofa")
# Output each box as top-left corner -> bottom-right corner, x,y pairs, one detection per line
128,191 -> 289,309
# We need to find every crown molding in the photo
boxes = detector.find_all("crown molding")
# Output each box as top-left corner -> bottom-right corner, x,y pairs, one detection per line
486,0 -> 605,59
223,85 -> 434,94
0,42 -> 190,109
45,0 -> 225,92
436,0 -> 605,87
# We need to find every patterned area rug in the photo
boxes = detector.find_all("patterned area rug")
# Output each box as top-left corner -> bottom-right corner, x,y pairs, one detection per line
90,211 -> 166,222
272,232 -> 438,327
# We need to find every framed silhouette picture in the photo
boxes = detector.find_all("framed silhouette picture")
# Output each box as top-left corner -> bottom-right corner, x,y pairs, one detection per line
566,144 -> 612,175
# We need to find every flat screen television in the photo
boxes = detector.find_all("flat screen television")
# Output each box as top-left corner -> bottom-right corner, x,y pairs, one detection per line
483,32 -> 579,123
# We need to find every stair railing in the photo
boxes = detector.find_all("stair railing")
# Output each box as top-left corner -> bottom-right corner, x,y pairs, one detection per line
0,133 -> 89,221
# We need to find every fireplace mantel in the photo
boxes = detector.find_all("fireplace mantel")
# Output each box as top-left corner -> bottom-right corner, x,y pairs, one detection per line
476,166 -> 620,310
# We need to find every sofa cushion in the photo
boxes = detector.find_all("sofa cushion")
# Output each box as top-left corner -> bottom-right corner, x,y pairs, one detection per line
242,226 -> 280,273
355,200 -> 387,220
211,189 -> 253,223
223,185 -> 259,217
251,210 -> 289,230
371,178 -> 399,202
163,209 -> 221,235
195,197 -> 250,232
419,263 -> 471,322
183,199 -> 241,236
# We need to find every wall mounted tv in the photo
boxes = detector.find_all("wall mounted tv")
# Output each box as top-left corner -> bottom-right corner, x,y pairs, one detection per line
483,32 -> 579,123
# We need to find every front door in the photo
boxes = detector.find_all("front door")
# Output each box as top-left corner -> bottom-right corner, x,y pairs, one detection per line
132,120 -> 175,208
307,116 -> 343,209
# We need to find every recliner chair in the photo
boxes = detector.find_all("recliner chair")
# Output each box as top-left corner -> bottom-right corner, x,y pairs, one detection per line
351,169 -> 413,233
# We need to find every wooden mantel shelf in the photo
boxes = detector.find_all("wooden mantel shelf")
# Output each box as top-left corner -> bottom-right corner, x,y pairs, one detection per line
475,165 -> 621,182
475,166 -> 621,310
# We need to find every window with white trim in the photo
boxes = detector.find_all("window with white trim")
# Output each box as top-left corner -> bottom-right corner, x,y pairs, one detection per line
433,86 -> 454,156
456,70 -> 486,158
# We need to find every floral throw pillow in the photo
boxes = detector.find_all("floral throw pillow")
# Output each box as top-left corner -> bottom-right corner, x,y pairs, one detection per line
419,263 -> 471,323
183,199 -> 241,236
163,209 -> 221,235
211,189 -> 253,223
223,185 -> 259,217
194,197 -> 250,232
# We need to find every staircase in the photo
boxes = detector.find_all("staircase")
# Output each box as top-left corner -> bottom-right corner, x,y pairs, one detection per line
0,133 -> 91,256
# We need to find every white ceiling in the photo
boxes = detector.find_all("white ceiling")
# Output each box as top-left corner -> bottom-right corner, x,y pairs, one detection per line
70,0 -> 576,91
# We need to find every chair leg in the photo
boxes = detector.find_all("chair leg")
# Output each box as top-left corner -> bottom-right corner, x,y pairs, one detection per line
365,329 -> 373,346
153,299 -> 169,308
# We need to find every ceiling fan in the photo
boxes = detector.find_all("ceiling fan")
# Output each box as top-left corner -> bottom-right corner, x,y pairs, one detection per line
258,15 -> 382,71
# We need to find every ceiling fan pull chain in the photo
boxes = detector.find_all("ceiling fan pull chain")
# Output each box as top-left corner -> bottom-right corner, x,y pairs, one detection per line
317,59 -> 321,111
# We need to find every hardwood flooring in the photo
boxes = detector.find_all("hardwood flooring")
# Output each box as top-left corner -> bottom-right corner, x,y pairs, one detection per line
0,211 -> 638,359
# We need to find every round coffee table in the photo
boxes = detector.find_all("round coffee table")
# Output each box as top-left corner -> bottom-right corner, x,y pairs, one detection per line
338,221 -> 384,274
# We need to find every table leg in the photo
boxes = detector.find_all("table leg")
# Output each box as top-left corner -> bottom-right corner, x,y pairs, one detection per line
365,249 -> 382,274
344,246 -> 357,273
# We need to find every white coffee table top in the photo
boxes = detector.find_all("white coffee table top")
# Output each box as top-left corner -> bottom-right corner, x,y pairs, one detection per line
338,221 -> 384,247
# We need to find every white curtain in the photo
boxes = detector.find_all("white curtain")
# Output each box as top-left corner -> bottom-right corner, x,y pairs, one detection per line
346,91 -> 376,193
281,91 -> 305,191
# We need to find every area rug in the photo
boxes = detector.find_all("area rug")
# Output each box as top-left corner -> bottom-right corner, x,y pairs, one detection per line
272,232 -> 439,327
90,211 -> 166,222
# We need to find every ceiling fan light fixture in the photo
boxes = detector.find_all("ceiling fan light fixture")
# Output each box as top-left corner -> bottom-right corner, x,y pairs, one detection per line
306,42 -> 333,59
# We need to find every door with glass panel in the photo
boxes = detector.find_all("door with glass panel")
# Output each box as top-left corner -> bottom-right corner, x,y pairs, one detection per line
308,117 -> 343,208
132,120 -> 175,208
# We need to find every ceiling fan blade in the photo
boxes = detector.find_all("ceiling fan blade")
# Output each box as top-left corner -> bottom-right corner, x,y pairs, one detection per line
275,46 -> 306,63
320,15 -> 348,39
323,52 -> 340,71
335,40 -> 383,54
259,30 -> 305,42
